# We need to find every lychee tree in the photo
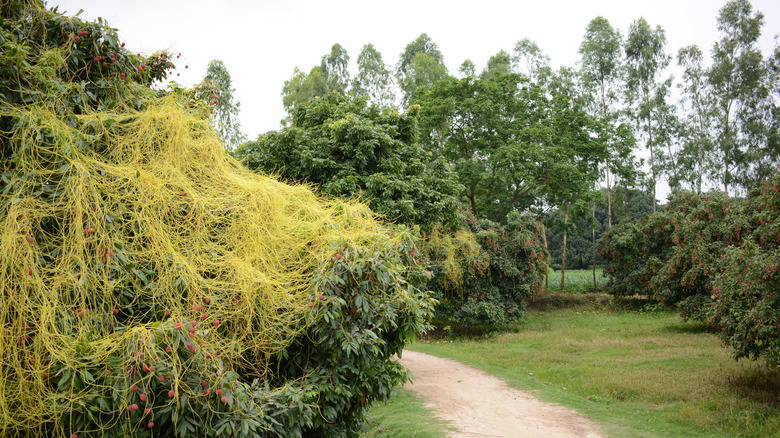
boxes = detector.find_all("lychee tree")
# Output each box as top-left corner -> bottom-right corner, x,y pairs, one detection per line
0,2 -> 434,437
599,190 -> 750,321
709,171 -> 780,364
428,211 -> 548,326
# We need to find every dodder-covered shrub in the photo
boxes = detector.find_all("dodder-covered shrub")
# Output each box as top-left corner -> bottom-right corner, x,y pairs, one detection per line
430,212 -> 547,326
0,3 -> 433,437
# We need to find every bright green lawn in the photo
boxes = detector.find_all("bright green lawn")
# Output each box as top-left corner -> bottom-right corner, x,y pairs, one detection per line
547,267 -> 606,291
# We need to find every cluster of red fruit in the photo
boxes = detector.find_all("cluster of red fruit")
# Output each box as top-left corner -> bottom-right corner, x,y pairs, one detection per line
141,52 -> 179,81
62,29 -> 91,47
60,25 -> 182,84
86,51 -> 120,77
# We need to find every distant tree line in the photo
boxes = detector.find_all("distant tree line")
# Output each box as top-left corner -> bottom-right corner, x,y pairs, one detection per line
233,0 -> 779,324
237,0 -> 777,290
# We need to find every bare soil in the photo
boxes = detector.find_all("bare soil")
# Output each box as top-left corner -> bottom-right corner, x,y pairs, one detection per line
398,350 -> 605,438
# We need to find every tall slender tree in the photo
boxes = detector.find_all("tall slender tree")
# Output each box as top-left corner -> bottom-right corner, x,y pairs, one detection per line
281,66 -> 328,117
352,43 -> 395,107
512,38 -> 551,83
320,43 -> 350,95
579,16 -> 624,228
654,81 -> 683,190
625,17 -> 671,212
677,45 -> 716,194
281,44 -> 350,121
203,60 -> 246,151
709,0 -> 770,195
396,33 -> 448,105
579,16 -> 639,289
766,39 -> 780,157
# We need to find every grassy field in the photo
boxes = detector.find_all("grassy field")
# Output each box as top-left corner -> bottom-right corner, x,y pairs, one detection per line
366,273 -> 780,437
547,267 -> 606,291
411,300 -> 780,437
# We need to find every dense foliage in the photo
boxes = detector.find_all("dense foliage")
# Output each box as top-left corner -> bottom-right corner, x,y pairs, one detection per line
709,172 -> 780,364
600,170 -> 780,363
278,233 -> 435,436
545,188 -> 655,270
429,212 -> 548,326
237,90 -> 552,327
234,93 -> 463,234
599,191 -> 749,320
0,3 -> 433,437
413,72 -> 606,224
272,1 -> 779,319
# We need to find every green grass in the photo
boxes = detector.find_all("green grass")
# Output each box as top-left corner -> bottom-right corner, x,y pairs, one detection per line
410,300 -> 780,438
547,267 -> 606,291
363,388 -> 453,438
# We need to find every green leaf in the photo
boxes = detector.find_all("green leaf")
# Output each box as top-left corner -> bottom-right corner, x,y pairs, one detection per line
57,368 -> 72,389
132,268 -> 148,283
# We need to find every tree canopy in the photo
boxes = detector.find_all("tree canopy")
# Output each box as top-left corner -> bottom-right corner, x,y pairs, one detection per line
234,93 -> 463,233
414,72 -> 607,224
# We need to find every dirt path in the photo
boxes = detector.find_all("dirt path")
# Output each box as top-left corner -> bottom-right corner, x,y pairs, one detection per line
397,350 -> 605,438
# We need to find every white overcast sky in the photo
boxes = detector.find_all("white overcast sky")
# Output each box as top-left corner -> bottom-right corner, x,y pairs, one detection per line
51,0 -> 779,142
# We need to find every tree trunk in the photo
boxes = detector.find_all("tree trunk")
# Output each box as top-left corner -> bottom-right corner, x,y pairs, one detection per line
606,167 -> 613,228
623,188 -> 628,223
723,113 -> 730,198
601,82 -> 613,229
665,139 -> 679,190
696,107 -> 706,196
542,223 -> 550,289
648,120 -> 657,213
592,200 -> 597,290
560,206 -> 569,292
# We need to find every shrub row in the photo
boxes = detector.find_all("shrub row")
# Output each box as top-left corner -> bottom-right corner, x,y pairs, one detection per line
600,172 -> 780,363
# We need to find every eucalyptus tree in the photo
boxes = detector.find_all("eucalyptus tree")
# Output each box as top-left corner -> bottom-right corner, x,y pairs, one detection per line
202,59 -> 246,151
625,17 -> 671,212
676,45 -> 716,194
709,0 -> 772,195
281,44 -> 349,118
512,38 -> 551,83
396,33 -> 448,105
579,16 -> 640,289
352,43 -> 395,107
654,85 -> 683,190
766,40 -> 780,154
320,43 -> 350,95
281,66 -> 328,117
579,16 -> 626,228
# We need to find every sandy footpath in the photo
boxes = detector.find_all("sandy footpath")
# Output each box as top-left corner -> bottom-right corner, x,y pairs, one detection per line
397,350 -> 605,438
